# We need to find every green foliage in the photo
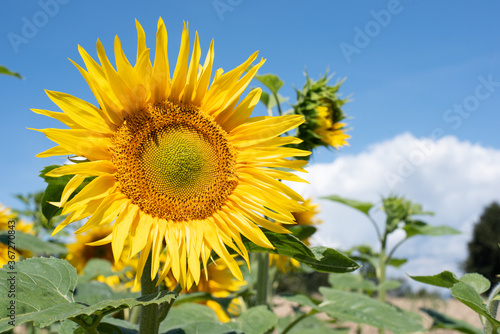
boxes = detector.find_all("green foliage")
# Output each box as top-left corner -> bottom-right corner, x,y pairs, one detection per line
39,165 -> 95,224
463,202 -> 500,292
421,308 -> 482,334
228,305 -> 278,334
279,314 -> 348,334
411,271 -> 500,332
0,257 -> 176,332
0,231 -> 67,256
0,65 -> 22,79
382,195 -> 434,234
260,91 -> 289,113
321,195 -> 373,216
78,258 -> 117,283
287,225 -> 317,241
254,73 -> 284,95
328,273 -> 377,292
13,191 -> 55,232
410,270 -> 461,288
241,228 -> 359,273
292,287 -> 425,333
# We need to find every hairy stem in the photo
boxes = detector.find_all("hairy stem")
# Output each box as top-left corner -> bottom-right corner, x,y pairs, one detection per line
256,252 -> 270,306
139,252 -> 159,334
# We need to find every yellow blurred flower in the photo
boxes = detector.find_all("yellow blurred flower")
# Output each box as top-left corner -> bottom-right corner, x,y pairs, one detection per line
66,227 -> 138,289
0,204 -> 34,267
270,198 -> 322,272
314,106 -> 350,149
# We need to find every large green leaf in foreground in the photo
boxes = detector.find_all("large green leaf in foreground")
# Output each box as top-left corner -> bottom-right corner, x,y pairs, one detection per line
318,288 -> 425,333
0,257 -> 175,331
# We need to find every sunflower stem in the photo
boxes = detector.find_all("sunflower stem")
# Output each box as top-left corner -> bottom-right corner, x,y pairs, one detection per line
139,252 -> 159,334
256,252 -> 270,306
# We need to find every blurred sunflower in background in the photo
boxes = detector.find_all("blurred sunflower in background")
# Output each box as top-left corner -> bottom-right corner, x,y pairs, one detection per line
66,226 -> 138,289
270,198 -> 323,272
165,258 -> 246,322
292,72 -> 350,158
0,204 -> 34,267
32,18 -> 309,289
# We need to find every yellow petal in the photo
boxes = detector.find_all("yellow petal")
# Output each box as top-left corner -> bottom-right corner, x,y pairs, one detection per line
220,88 -> 261,132
150,17 -> 171,103
45,90 -> 113,134
112,203 -> 137,261
181,31 -> 201,104
170,21 -> 190,102
31,128 -> 112,161
46,160 -> 116,177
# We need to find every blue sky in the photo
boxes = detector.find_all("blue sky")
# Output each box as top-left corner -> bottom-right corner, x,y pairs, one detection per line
1,1 -> 499,280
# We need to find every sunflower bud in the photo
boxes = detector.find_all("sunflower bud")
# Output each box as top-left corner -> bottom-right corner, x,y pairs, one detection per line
292,72 -> 350,159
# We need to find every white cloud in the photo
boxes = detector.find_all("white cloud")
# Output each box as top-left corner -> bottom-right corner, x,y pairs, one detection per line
289,133 -> 500,284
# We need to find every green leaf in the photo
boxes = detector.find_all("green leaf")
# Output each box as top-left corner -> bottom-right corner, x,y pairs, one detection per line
259,91 -> 288,113
321,195 -> 373,216
74,281 -> 115,305
278,315 -> 347,334
328,273 -> 377,292
378,280 -> 402,292
420,308 -> 482,334
0,65 -> 22,79
79,258 -> 116,283
459,273 -> 491,295
174,291 -> 212,305
288,225 -> 317,241
98,318 -> 138,334
451,282 -> 500,330
0,257 -> 176,331
319,287 -> 424,333
160,303 -> 238,334
281,294 -> 320,309
296,247 -> 359,273
96,322 -> 133,334
0,231 -> 67,255
404,220 -> 460,239
232,305 -> 278,334
254,73 -> 284,94
410,270 -> 460,288
241,229 -> 359,273
39,165 -> 95,223
387,257 -> 407,268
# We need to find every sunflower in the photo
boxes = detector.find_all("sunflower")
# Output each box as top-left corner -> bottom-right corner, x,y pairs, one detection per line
32,18 -> 309,289
292,72 -> 350,157
66,227 -> 115,273
314,106 -> 350,149
270,198 -> 322,272
0,204 -> 34,267
66,227 -> 138,289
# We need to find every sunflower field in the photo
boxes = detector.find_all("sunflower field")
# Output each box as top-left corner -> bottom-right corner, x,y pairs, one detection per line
1,9 -> 499,334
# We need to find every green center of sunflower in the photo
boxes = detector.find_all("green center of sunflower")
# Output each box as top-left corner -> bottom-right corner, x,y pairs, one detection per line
141,125 -> 218,199
112,102 -> 238,221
